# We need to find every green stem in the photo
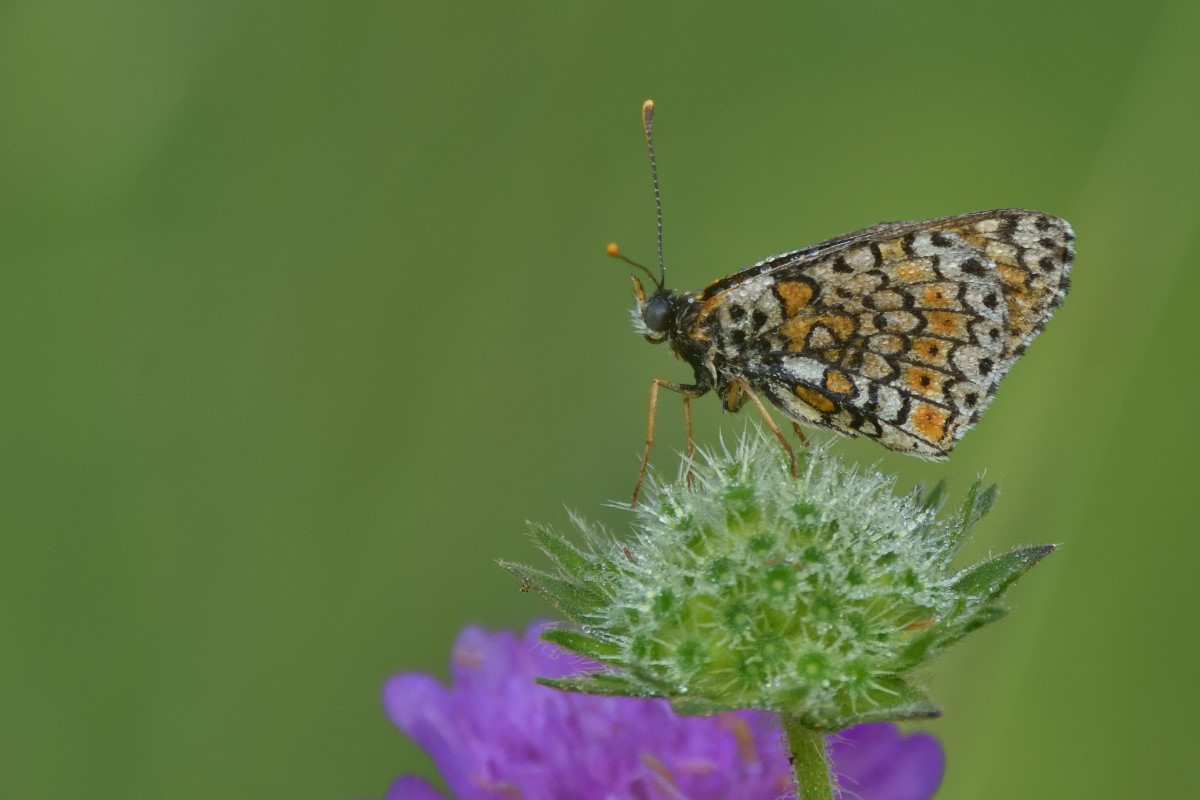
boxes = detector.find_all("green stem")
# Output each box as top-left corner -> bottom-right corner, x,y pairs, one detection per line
781,713 -> 835,800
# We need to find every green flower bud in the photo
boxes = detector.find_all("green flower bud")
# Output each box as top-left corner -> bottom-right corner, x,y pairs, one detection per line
502,427 -> 1052,731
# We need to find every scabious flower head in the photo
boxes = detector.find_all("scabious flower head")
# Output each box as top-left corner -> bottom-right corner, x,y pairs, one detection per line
502,427 -> 1052,730
383,623 -> 944,799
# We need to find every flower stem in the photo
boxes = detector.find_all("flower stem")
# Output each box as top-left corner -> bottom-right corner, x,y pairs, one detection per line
781,713 -> 835,800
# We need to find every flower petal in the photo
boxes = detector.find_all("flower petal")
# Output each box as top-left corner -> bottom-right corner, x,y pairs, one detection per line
380,626 -> 943,800
382,776 -> 450,800
830,723 -> 944,800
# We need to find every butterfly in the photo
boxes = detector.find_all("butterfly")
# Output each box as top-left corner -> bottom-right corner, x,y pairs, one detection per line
610,101 -> 1074,505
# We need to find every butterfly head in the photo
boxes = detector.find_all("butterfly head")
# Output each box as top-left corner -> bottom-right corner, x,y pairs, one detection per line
629,273 -> 675,343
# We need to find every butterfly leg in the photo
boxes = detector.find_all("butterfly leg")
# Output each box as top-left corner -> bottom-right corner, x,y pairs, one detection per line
681,393 -> 695,489
633,377 -> 706,507
736,379 -> 799,479
791,421 -> 809,446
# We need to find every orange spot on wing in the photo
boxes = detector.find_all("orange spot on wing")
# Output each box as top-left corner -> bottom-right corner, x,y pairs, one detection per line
776,281 -> 815,315
824,370 -> 855,395
924,311 -> 967,338
828,315 -> 857,340
911,337 -> 948,366
904,365 -> 942,397
922,285 -> 954,308
996,262 -> 1025,288
794,385 -> 836,413
942,226 -> 986,249
780,317 -> 815,351
912,403 -> 949,442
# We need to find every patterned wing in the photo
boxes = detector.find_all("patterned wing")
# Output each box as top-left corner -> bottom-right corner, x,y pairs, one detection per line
697,209 -> 1074,456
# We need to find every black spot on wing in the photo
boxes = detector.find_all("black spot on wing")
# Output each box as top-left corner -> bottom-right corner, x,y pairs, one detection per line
961,258 -> 987,277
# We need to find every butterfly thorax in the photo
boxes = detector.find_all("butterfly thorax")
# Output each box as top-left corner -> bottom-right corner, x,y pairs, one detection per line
637,285 -> 743,402
665,294 -> 718,386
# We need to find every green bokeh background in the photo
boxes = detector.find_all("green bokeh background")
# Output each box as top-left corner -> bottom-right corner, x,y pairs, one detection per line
3,1 -> 1197,798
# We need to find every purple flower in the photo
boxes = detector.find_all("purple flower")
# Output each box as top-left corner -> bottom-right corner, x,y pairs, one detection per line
383,624 -> 944,800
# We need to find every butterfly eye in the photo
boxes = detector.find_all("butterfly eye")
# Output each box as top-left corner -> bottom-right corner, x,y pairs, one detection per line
643,293 -> 673,333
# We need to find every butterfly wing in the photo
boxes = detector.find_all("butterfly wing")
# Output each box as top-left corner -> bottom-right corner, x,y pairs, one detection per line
695,209 -> 1074,455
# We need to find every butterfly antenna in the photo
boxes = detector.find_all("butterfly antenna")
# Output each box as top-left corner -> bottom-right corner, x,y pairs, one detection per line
605,242 -> 658,286
641,99 -> 667,291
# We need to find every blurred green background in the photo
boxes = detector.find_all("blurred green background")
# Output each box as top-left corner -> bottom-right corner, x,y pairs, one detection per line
3,1 -> 1197,798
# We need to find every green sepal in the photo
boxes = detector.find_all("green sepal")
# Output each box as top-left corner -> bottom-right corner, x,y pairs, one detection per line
498,561 -> 604,619
669,677 -> 942,730
539,628 -> 622,663
952,544 -> 1055,600
537,674 -> 655,697
894,629 -> 941,670
959,604 -> 1009,634
945,479 -> 999,554
669,695 -> 740,717
527,523 -> 595,578
916,545 -> 1053,648
820,676 -> 942,730
964,482 -> 998,530
934,603 -> 1011,652
918,478 -> 950,513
